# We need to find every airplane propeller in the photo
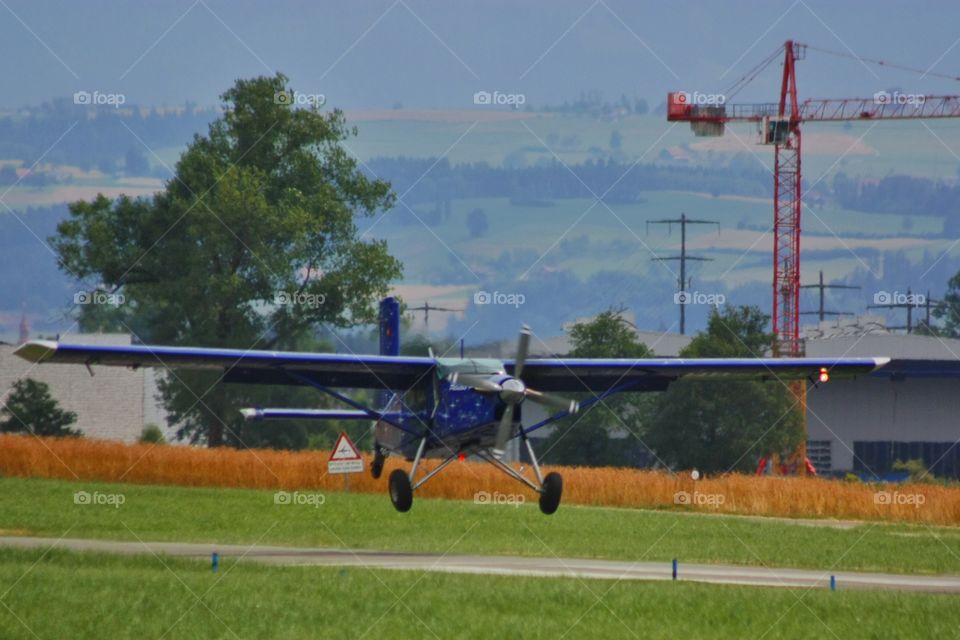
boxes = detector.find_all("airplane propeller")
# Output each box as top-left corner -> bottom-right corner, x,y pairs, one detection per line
448,325 -> 580,458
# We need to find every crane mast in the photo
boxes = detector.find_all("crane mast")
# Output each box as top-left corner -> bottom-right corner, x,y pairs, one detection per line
667,40 -> 960,474
667,40 -> 960,356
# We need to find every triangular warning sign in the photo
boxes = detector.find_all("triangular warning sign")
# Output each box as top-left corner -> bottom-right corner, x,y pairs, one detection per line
329,432 -> 362,461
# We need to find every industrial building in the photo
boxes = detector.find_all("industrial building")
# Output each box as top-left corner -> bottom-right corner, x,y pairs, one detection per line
805,331 -> 960,478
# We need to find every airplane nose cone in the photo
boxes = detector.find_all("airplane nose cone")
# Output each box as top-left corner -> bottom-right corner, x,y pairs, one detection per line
499,377 -> 526,404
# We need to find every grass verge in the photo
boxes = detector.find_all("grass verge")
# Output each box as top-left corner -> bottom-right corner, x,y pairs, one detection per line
3,477 -> 960,576
0,547 -> 957,639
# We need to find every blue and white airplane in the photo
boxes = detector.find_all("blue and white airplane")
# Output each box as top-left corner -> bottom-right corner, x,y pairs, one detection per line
15,298 -> 888,515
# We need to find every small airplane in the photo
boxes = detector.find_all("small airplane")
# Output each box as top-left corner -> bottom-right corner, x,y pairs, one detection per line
15,298 -> 889,515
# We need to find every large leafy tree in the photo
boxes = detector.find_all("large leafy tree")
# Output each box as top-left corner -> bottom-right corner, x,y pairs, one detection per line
645,305 -> 804,473
1,378 -> 80,437
53,74 -> 402,446
933,271 -> 960,337
539,309 -> 655,467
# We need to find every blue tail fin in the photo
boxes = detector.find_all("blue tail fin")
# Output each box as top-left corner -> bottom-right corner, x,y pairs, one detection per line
379,297 -> 400,356
378,297 -> 400,412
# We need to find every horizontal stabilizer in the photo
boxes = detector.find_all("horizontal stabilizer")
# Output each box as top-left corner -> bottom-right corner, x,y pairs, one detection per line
240,408 -> 379,422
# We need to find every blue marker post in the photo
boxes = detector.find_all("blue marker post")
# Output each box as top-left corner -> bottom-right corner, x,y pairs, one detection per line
212,552 -> 219,573
672,559 -> 678,581
830,575 -> 836,591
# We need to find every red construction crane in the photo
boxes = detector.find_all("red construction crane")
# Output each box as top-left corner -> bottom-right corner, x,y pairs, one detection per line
667,40 -> 960,357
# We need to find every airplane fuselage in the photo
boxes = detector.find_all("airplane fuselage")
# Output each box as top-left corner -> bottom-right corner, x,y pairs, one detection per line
375,364 -> 523,459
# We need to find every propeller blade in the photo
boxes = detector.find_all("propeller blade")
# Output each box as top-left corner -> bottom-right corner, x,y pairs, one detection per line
514,325 -> 531,379
492,403 -> 515,459
448,372 -> 502,393
525,388 -> 580,414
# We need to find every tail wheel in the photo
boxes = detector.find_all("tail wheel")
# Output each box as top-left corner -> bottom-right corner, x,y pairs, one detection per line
388,469 -> 413,512
538,472 -> 563,515
371,447 -> 386,479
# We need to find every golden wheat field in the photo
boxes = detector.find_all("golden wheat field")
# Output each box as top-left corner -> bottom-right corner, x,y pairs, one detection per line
2,434 -> 959,526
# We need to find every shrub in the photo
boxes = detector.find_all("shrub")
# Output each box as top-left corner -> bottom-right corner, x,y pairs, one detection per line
0,379 -> 79,437
139,424 -> 166,444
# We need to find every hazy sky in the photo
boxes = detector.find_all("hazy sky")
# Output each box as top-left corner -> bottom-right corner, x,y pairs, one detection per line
2,1 -> 960,110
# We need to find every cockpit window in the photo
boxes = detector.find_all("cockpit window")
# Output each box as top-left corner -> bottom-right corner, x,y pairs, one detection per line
435,358 -> 505,378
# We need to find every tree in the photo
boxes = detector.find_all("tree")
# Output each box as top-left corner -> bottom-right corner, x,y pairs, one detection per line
539,308 -> 655,467
466,208 -> 488,238
124,147 -> 149,176
609,130 -> 622,150
645,306 -> 804,473
566,309 -> 652,359
933,271 -> 960,337
96,156 -> 116,176
53,74 -> 402,446
1,378 -> 80,437
401,333 -> 454,357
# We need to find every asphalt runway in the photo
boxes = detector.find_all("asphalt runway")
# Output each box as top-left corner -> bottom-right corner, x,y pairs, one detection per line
3,536 -> 959,593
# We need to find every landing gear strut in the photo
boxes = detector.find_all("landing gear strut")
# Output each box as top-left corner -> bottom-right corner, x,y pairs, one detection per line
387,429 -> 563,515
371,445 -> 386,480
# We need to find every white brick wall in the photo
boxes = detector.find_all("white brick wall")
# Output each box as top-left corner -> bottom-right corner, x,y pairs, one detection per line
0,334 -> 171,443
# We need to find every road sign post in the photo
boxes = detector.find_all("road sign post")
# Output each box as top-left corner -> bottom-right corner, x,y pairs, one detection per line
328,432 -> 364,492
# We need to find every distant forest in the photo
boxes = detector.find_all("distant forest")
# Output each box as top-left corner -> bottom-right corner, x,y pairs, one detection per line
0,99 -> 217,177
3,102 -> 960,223
365,156 -> 772,205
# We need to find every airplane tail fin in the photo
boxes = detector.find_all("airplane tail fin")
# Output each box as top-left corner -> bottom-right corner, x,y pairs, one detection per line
376,297 -> 401,428
379,297 -> 400,356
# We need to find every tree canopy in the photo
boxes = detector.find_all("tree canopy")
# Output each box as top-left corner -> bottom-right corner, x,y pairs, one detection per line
0,378 -> 80,437
53,74 -> 402,446
645,306 -> 804,473
539,309 -> 655,467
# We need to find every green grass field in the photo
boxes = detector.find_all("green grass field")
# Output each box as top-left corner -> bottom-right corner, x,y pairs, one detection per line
3,478 -> 960,576
1,547 -> 956,639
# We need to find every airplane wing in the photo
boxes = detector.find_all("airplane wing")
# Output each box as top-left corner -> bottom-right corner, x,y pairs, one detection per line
14,340 -> 434,390
507,357 -> 890,392
15,341 -> 888,393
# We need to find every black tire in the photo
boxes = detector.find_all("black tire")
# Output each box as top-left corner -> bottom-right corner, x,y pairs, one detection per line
371,448 -> 385,480
388,469 -> 413,512
538,472 -> 563,515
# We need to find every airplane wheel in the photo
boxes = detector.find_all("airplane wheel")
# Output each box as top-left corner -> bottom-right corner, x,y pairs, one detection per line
538,472 -> 563,515
371,448 -> 385,479
389,469 -> 413,512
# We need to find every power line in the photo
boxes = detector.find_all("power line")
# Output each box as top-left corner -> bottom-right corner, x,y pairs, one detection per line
648,213 -> 719,335
407,301 -> 462,331
867,289 -> 941,334
799,270 -> 860,322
